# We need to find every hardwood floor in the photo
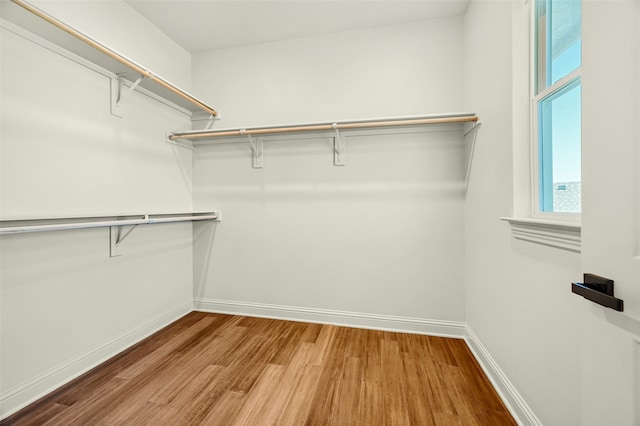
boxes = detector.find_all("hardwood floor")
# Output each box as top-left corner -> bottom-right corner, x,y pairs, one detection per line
3,312 -> 516,425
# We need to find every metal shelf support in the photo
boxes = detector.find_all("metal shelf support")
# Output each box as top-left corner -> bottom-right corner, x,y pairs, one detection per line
242,131 -> 263,169
1,212 -> 221,257
332,123 -> 345,166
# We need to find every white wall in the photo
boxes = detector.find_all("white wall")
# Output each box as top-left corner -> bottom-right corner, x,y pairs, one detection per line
0,2 -> 195,418
27,0 -> 192,90
193,17 -> 464,128
464,1 -> 582,425
192,18 -> 467,329
4,2 -> 627,424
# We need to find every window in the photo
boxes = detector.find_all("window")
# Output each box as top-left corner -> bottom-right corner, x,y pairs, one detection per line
533,0 -> 582,215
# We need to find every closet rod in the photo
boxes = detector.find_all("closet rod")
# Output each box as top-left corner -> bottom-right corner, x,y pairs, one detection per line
169,114 -> 479,141
0,213 -> 219,235
10,0 -> 218,117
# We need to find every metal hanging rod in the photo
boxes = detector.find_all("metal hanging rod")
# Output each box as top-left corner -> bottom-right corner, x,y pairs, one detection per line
169,113 -> 479,141
0,212 -> 220,235
8,0 -> 218,117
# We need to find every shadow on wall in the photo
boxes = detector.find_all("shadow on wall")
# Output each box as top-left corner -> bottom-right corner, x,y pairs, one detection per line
193,221 -> 219,299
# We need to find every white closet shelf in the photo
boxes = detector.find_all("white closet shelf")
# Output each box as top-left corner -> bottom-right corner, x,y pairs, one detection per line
0,212 -> 220,235
1,0 -> 218,117
168,113 -> 481,170
169,113 -> 479,141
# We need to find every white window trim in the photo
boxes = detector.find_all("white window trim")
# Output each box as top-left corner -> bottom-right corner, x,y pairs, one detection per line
501,216 -> 581,252
530,69 -> 581,222
504,0 -> 582,253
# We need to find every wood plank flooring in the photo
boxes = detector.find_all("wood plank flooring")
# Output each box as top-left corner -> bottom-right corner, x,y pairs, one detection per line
2,312 -> 516,425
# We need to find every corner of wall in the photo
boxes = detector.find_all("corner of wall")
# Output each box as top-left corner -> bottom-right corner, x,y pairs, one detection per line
464,325 -> 542,426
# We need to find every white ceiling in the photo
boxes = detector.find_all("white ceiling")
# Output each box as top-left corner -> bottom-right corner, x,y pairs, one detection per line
125,0 -> 471,52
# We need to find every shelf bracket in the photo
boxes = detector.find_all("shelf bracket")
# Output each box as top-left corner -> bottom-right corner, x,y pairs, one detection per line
110,74 -> 146,117
241,130 -> 263,169
204,114 -> 217,130
190,111 -> 221,128
109,215 -> 146,257
333,123 -> 346,166
464,119 -> 482,190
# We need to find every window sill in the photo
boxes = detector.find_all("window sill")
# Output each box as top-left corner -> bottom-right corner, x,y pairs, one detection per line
500,217 -> 581,253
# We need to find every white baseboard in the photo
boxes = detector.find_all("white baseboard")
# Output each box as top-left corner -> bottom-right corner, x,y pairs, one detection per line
193,298 -> 466,338
464,325 -> 542,426
0,302 -> 193,420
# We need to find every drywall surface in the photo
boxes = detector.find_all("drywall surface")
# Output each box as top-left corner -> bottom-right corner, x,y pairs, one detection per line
193,17 -> 465,129
192,17 -> 466,326
26,0 -> 192,90
0,224 -> 193,416
0,28 -> 193,218
193,128 -> 466,323
0,7 -> 194,418
464,1 -> 582,424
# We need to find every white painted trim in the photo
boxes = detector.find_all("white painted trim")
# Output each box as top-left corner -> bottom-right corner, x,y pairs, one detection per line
0,302 -> 193,420
501,216 -> 581,252
194,298 -> 466,338
465,325 -> 542,426
530,23 -> 582,220
534,69 -> 582,104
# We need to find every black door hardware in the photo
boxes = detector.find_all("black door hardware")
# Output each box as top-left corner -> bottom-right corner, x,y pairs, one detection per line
571,273 -> 624,312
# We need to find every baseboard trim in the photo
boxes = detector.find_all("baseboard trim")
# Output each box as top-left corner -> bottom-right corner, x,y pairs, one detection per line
193,298 -> 466,338
1,300 -> 540,425
0,302 -> 193,420
464,325 -> 542,426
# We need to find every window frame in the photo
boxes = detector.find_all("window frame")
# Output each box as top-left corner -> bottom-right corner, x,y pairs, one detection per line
529,0 -> 582,222
502,0 -> 582,253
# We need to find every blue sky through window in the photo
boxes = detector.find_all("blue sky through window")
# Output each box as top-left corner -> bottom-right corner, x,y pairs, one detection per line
550,41 -> 581,184
536,0 -> 581,214
538,38 -> 581,212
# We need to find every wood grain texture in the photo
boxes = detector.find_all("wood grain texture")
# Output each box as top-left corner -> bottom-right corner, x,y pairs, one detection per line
2,313 -> 515,425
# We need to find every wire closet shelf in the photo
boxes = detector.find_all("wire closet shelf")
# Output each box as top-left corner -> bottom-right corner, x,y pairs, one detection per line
169,113 -> 479,141
0,213 -> 220,235
5,0 -> 218,117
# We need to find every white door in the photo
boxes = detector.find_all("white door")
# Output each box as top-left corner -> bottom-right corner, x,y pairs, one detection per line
580,1 -> 640,425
